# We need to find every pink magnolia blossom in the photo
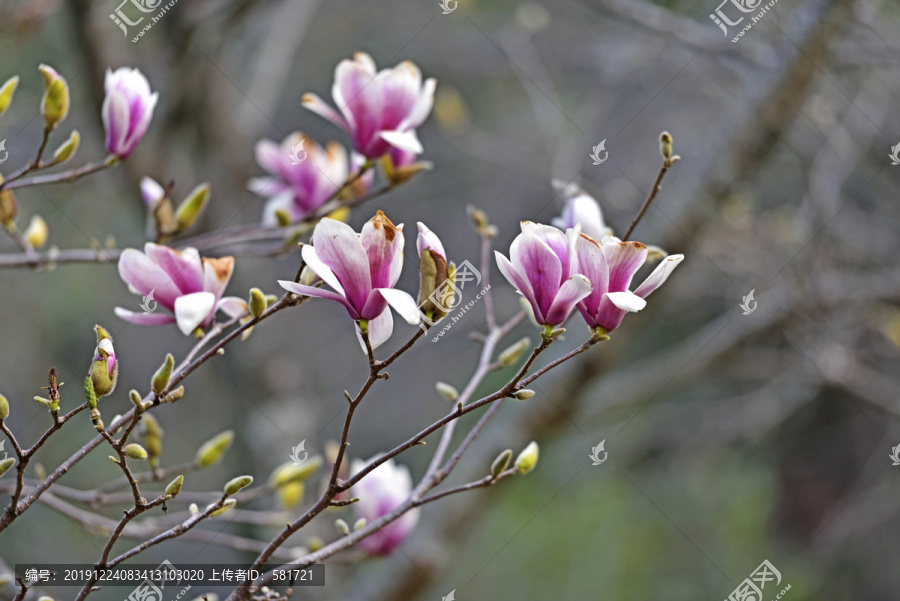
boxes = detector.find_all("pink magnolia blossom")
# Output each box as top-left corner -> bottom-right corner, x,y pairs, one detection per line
102,67 -> 158,158
278,211 -> 420,350
551,187 -> 612,241
248,133 -> 350,225
350,456 -> 419,555
495,222 -> 592,327
302,52 -> 436,159
575,234 -> 683,333
115,243 -> 247,335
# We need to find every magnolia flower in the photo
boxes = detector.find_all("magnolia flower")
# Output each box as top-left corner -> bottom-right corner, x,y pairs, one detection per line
103,67 -> 158,158
115,243 -> 247,335
551,187 -> 612,241
248,133 -> 349,225
302,52 -> 436,159
278,211 -> 420,350
141,176 -> 166,208
416,222 -> 450,321
495,222 -> 592,327
350,456 -> 419,555
575,235 -> 683,333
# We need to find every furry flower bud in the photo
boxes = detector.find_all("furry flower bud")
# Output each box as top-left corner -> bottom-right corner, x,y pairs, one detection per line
53,131 -> 80,164
0,393 -> 9,420
513,389 -> 535,401
195,430 -> 234,467
39,64 -> 69,129
0,458 -> 13,478
491,449 -> 512,477
151,353 -> 174,394
249,288 -> 266,318
498,337 -> 531,367
89,325 -> 117,398
659,131 -> 673,160
165,474 -> 184,496
0,75 -> 19,116
174,183 -> 210,232
124,443 -> 148,461
435,382 -> 458,402
24,215 -> 48,249
270,456 -> 322,487
514,441 -> 539,474
335,518 -> 350,535
208,498 -> 236,518
224,475 -> 253,496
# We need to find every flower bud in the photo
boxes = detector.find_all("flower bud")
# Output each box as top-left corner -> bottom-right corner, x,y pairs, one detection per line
165,474 -> 184,496
0,181 -> 16,227
124,443 -> 148,461
189,503 -> 199,516
416,223 -> 450,319
307,536 -> 324,552
335,518 -> 350,535
0,458 -> 15,478
142,414 -> 164,461
166,385 -> 185,403
491,449 -> 512,477
83,375 -> 97,411
274,209 -> 292,227
659,131 -> 673,160
174,183 -> 210,231
514,441 -> 539,474
0,393 -> 8,420
435,382 -> 458,402
224,475 -> 253,496
53,130 -> 80,164
151,353 -> 174,394
498,337 -> 531,367
278,482 -> 304,509
208,498 -> 236,518
466,205 -> 489,232
249,288 -> 266,318
37,596 -> 54,601
38,64 -> 69,129
129,390 -> 143,407
89,325 -> 117,398
353,518 -> 366,531
512,389 -> 535,401
23,215 -> 48,249
195,430 -> 234,467
270,456 -> 322,486
0,75 -> 19,116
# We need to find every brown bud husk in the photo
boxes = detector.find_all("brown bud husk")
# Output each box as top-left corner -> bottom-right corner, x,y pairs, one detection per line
418,251 -> 451,320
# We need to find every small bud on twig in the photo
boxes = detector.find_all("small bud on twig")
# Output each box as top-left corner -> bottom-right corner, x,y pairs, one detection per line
249,288 -> 266,318
498,337 -> 531,367
512,389 -> 535,401
514,441 -> 539,474
125,443 -> 148,461
0,458 -> 15,478
195,430 -> 234,467
224,475 -> 253,496
165,475 -> 184,496
151,354 -> 174,394
174,183 -> 210,232
208,498 -> 236,518
0,75 -> 19,116
53,130 -> 80,164
491,449 -> 512,477
353,518 -> 366,531
0,393 -> 8,420
24,216 -> 48,249
435,382 -> 458,402
334,518 -> 350,535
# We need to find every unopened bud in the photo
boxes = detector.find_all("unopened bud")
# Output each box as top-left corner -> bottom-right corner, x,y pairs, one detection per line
514,441 -> 539,474
151,353 -> 174,394
195,430 -> 234,467
38,64 -> 69,129
208,498 -> 236,518
166,385 -> 185,403
265,294 -> 278,307
0,75 -> 19,116
224,475 -> 253,496
334,518 -> 350,535
513,389 -> 535,401
174,183 -> 210,231
307,536 -> 324,552
125,443 -> 148,461
189,503 -> 199,516
249,288 -> 266,318
491,449 -> 512,476
435,382 -> 458,402
0,393 -> 8,420
0,182 -> 16,227
0,458 -> 15,478
129,389 -> 143,407
353,518 -> 366,531
274,209 -> 292,227
24,215 -> 48,249
466,205 -> 489,232
300,265 -> 319,286
278,481 -> 304,509
659,131 -> 673,160
270,456 -> 322,487
499,337 -> 531,367
53,130 -> 80,164
165,475 -> 184,496
37,596 -> 54,601
83,375 -> 97,410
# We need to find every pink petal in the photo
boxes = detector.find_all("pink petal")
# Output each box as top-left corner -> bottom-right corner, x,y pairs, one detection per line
416,222 -> 445,259
511,229 -> 563,320
378,130 -> 422,154
606,291 -> 647,312
117,248 -> 181,310
544,274 -> 592,326
634,254 -> 684,299
102,89 -> 129,156
495,251 -> 541,321
144,243 -> 204,296
378,288 -> 421,325
278,280 -> 357,318
114,307 -> 176,326
201,255 -> 235,301
302,93 -> 351,133
602,241 -> 648,293
312,218 -> 372,312
360,214 -> 405,289
217,296 -> 249,318
574,234 -> 609,319
255,139 -> 286,174
356,305 -> 394,352
301,244 -> 345,297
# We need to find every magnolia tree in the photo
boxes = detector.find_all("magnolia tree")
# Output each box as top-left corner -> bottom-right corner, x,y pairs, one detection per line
0,53 -> 684,601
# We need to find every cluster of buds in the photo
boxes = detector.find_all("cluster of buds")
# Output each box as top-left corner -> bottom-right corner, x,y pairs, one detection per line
141,178 -> 211,239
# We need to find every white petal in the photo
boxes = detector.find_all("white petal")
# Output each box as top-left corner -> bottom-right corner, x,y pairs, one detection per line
378,288 -> 422,325
605,291 -> 646,313
301,244 -> 345,297
378,129 -> 423,154
174,291 -> 216,335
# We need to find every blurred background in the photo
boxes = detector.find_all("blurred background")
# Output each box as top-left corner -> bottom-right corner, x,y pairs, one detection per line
1,0 -> 899,599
